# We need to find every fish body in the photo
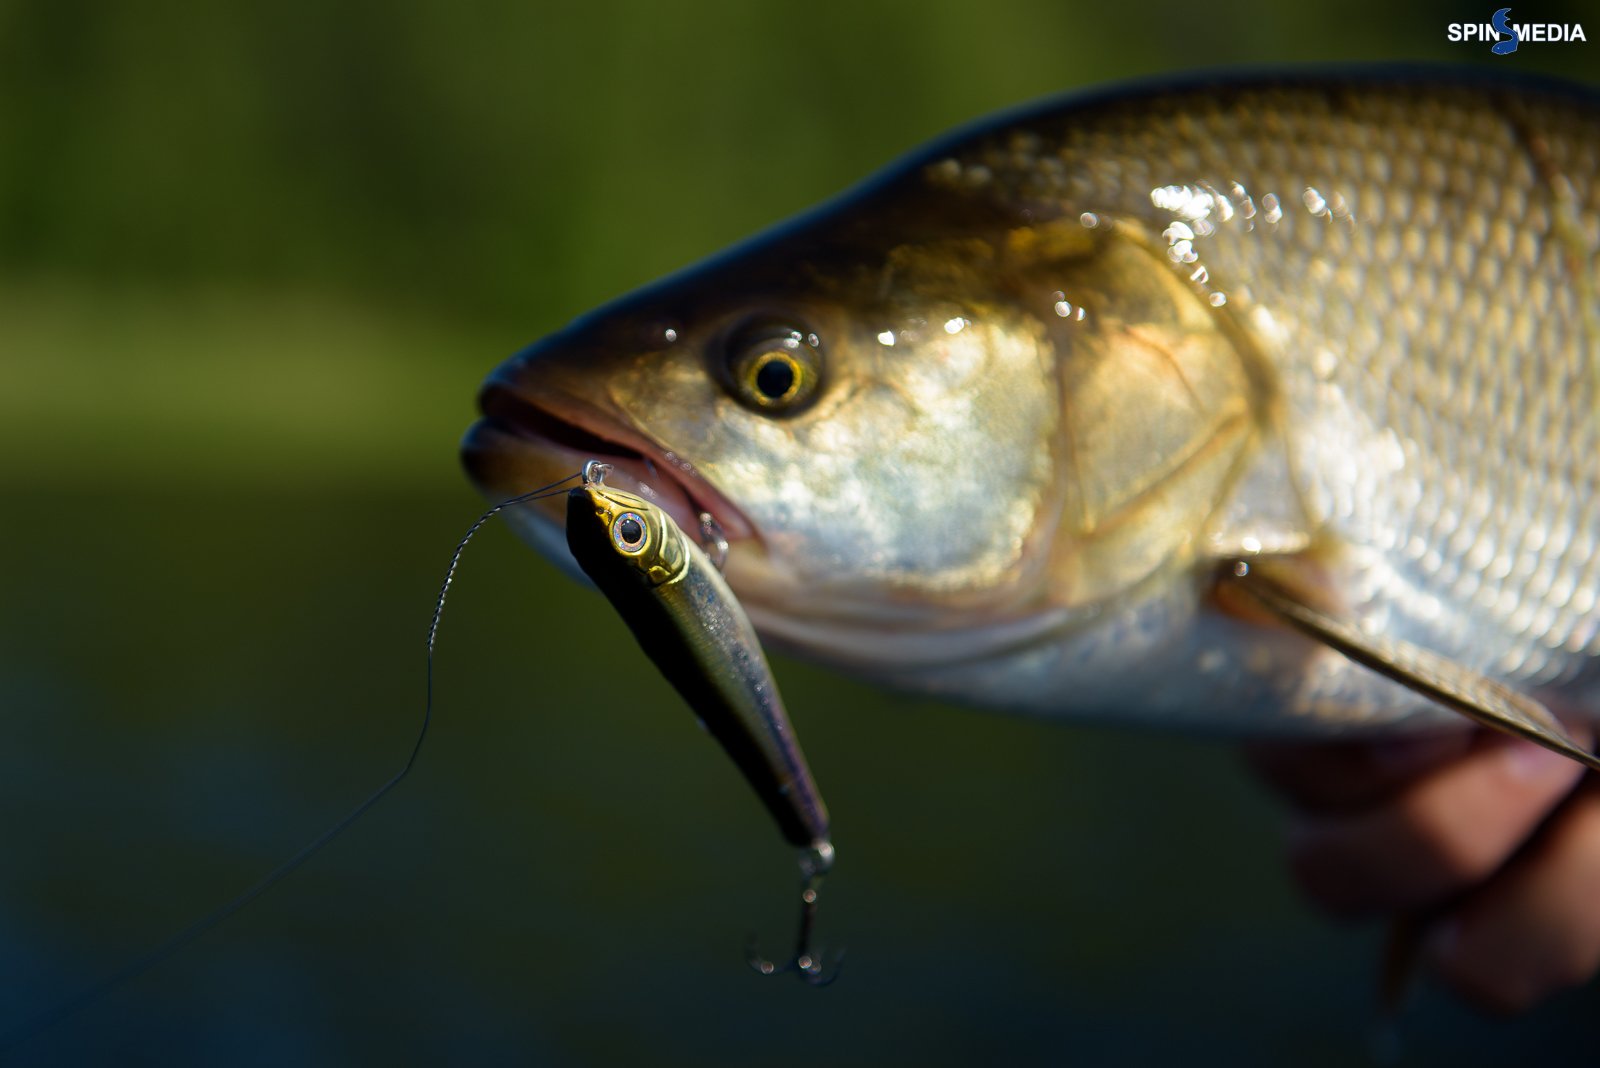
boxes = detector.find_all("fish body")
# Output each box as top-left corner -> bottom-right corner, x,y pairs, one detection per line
464,67 -> 1600,736
565,474 -> 831,853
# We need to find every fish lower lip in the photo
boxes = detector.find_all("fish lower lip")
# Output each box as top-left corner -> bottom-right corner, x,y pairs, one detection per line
477,389 -> 753,543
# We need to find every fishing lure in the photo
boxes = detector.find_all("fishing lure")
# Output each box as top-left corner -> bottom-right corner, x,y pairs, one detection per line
565,460 -> 840,983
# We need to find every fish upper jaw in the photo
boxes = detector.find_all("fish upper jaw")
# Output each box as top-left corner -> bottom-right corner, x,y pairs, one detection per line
462,366 -> 755,554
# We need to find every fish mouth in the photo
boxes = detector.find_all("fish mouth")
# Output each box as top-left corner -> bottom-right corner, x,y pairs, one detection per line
463,380 -> 755,548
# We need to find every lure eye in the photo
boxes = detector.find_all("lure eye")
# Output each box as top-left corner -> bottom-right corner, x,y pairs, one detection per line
612,512 -> 648,553
725,323 -> 822,414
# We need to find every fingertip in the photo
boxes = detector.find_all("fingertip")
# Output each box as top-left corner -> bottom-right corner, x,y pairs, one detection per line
1367,732 -> 1475,778
1500,737 -> 1587,786
1281,739 -> 1589,916
1427,782 -> 1600,1016
1244,730 -> 1473,813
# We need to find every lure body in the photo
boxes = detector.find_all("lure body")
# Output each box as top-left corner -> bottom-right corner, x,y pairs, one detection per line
565,475 -> 831,856
465,67 -> 1600,736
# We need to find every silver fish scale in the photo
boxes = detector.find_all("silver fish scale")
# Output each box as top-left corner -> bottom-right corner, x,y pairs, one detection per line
937,81 -> 1600,707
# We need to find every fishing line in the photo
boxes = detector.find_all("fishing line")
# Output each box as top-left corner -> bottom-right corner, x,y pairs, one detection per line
0,471 -> 584,1053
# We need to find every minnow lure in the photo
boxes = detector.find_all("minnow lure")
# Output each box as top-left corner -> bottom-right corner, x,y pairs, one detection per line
565,461 -> 839,982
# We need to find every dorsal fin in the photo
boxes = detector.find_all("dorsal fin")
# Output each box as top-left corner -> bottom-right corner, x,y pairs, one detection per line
1225,561 -> 1600,772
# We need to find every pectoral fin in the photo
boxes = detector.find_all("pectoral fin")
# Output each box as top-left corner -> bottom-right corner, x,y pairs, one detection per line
1226,562 -> 1600,772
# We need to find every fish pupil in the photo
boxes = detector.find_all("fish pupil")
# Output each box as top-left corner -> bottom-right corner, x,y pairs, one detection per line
617,515 -> 644,547
755,356 -> 795,399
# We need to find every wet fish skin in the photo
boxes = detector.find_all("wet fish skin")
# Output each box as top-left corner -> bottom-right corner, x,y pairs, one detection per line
465,67 -> 1600,735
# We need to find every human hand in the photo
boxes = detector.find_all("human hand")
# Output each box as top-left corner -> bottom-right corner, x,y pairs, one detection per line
1244,726 -> 1600,1014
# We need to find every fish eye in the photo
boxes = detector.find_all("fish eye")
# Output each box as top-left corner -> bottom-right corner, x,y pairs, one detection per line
611,512 -> 648,553
724,322 -> 822,414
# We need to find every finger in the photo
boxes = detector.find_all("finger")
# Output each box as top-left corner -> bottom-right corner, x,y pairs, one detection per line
1429,776 -> 1600,1015
1288,730 -> 1590,916
1244,731 -> 1473,813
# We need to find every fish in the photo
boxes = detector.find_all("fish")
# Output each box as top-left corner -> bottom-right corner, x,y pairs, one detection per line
462,66 -> 1600,739
563,463 -> 832,860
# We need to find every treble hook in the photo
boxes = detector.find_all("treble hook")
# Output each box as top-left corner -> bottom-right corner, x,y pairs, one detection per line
747,840 -> 844,986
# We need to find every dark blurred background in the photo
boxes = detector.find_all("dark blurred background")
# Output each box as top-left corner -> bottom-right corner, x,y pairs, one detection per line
1,2 -> 1596,1065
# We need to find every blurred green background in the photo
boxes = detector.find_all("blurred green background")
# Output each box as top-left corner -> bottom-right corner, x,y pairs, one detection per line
1,1 -> 1597,1065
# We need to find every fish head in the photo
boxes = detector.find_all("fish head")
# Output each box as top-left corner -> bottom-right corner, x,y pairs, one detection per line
464,157 -> 1267,684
